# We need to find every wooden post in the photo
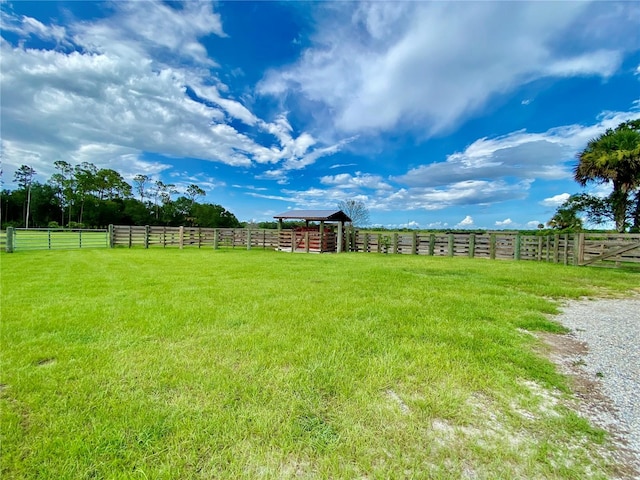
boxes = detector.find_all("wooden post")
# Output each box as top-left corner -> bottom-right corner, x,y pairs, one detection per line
108,224 -> 114,248
469,233 -> 475,258
514,234 -> 521,260
179,226 -> 184,249
447,234 -> 454,257
574,233 -> 585,266
563,234 -> 569,265
537,237 -> 543,261
145,225 -> 150,249
247,228 -> 252,251
490,234 -> 496,260
545,236 -> 550,262
412,232 -> 417,255
48,229 -> 52,250
337,222 -> 343,253
553,234 -> 559,263
128,226 -> 132,248
291,230 -> 295,253
213,229 -> 219,249
79,230 -> 82,249
305,231 -> 310,253
393,233 -> 399,254
6,227 -> 14,253
363,232 -> 369,253
429,234 -> 435,256
319,221 -> 324,252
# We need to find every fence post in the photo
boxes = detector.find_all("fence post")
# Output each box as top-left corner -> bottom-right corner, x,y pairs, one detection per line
537,237 -> 543,261
179,226 -> 184,249
145,225 -> 150,249
305,231 -> 309,253
393,233 -> 399,254
128,226 -> 132,248
429,234 -> 435,256
574,233 -> 585,266
490,234 -> 496,260
48,229 -> 52,250
291,230 -> 295,253
545,236 -> 550,262
469,233 -> 475,258
108,225 -> 114,248
6,227 -> 14,253
447,234 -> 454,257
79,230 -> 82,249
412,232 -> 417,255
514,234 -> 521,260
337,222 -> 343,253
363,232 -> 369,253
247,228 -> 252,251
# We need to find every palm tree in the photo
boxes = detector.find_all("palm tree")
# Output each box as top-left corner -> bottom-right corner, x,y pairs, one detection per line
574,119 -> 640,232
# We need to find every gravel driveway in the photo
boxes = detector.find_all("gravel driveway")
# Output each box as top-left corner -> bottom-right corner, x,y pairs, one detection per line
548,296 -> 640,479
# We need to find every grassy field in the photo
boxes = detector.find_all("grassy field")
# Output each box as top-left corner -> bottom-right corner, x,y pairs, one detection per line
1,249 -> 638,479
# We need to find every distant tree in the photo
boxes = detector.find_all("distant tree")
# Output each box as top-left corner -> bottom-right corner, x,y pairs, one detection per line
192,203 -> 241,228
338,199 -> 370,227
574,119 -> 640,232
13,165 -> 36,227
94,169 -> 131,200
133,174 -> 150,202
547,198 -> 584,231
186,184 -> 206,208
74,162 -> 98,225
50,160 -> 74,226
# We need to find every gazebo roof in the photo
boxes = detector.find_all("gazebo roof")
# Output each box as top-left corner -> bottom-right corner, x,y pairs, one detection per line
273,209 -> 352,222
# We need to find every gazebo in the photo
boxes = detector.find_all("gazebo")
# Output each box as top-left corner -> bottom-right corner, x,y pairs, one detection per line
273,210 -> 352,253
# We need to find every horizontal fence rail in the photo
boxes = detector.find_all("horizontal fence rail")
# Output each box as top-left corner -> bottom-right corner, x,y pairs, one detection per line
4,226 -> 639,267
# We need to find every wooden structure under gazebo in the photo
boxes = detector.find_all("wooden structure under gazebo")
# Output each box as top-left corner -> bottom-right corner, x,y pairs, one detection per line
274,210 -> 352,253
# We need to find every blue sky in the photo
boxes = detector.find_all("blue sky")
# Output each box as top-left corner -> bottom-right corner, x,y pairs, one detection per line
1,1 -> 639,229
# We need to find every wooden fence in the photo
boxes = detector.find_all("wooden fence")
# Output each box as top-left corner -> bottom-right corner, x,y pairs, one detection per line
110,225 -> 281,250
106,225 -> 640,267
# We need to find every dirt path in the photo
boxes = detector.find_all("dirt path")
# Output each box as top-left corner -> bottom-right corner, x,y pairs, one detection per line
542,296 -> 640,479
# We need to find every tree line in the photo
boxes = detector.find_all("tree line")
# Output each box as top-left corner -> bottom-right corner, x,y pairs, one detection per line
1,162 -> 240,229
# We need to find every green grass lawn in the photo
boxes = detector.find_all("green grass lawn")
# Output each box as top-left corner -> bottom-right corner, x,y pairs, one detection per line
1,249 -> 637,479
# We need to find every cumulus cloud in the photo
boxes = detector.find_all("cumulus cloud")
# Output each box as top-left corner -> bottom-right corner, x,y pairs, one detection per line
0,2 -> 347,183
495,218 -> 513,227
456,216 -> 475,228
395,110 -> 639,189
259,1 -> 634,136
540,193 -> 571,207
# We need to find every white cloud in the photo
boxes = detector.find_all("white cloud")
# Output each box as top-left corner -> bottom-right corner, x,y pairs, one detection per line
0,2 -> 348,186
395,110 -> 640,189
259,2 -> 634,136
320,172 -> 392,190
456,215 -> 475,228
495,218 -> 513,227
540,193 -> 571,208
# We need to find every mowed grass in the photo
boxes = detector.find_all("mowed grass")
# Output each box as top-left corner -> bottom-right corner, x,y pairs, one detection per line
1,249 -> 637,479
